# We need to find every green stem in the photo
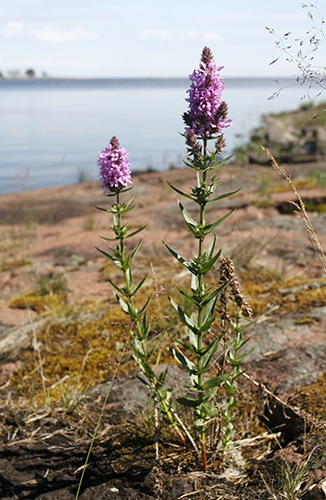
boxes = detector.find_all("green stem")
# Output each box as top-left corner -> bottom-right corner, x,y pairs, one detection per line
115,193 -> 186,445
197,137 -> 208,470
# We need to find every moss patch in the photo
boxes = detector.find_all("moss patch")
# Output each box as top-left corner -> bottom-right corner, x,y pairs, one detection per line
292,372 -> 326,420
0,257 -> 31,272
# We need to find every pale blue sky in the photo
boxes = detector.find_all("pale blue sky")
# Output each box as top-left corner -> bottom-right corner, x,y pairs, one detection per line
0,0 -> 324,77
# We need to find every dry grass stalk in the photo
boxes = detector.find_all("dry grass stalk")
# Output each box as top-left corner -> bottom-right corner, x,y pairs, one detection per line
242,371 -> 326,431
261,146 -> 326,275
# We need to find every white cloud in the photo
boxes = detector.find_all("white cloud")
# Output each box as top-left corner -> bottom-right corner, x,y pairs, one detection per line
140,30 -> 220,43
33,28 -> 98,43
203,32 -> 221,43
2,21 -> 23,37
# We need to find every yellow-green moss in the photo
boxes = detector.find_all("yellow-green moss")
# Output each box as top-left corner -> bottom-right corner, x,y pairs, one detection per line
240,269 -> 326,317
8,292 -> 67,312
0,257 -> 31,272
292,372 -> 326,419
8,302 -> 137,406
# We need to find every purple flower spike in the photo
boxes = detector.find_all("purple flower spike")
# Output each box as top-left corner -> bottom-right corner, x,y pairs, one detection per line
98,137 -> 132,193
183,47 -> 232,140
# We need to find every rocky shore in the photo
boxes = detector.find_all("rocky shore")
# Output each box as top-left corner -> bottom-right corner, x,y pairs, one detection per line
0,161 -> 325,499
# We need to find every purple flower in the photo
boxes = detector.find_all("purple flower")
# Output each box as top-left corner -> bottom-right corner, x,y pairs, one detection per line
183,47 -> 231,140
98,136 -> 132,193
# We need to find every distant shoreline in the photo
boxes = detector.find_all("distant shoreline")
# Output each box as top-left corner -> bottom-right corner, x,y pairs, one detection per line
0,76 -> 294,83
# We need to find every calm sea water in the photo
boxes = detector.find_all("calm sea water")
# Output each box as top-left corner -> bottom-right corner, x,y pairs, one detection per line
0,77 -> 320,194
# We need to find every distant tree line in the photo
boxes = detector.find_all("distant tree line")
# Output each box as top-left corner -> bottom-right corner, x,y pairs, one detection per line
0,69 -> 49,79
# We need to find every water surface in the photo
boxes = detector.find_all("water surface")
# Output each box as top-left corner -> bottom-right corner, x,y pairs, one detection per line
0,77 -> 319,194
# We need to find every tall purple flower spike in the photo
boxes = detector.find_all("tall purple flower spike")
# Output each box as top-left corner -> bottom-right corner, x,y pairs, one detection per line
98,136 -> 132,193
183,47 -> 231,140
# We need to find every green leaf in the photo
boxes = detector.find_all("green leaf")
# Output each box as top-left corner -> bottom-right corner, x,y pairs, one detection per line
169,347 -> 195,372
200,337 -> 222,368
207,188 -> 241,203
138,295 -> 152,317
199,401 -> 218,417
137,359 -> 155,379
176,397 -> 201,408
178,201 -> 198,228
93,205 -> 109,212
100,235 -> 119,242
202,374 -> 229,391
177,288 -> 200,307
125,240 -> 142,266
119,205 -> 135,214
215,153 -> 235,167
200,249 -> 222,274
136,375 -> 150,387
169,297 -> 199,334
125,225 -> 147,239
201,280 -> 229,307
96,247 -> 121,267
198,297 -> 217,332
166,182 -> 195,201
163,243 -> 188,268
131,275 -> 147,296
202,208 -> 236,234
106,278 -> 125,296
176,340 -> 198,356
206,234 -> 216,259
191,273 -> 199,292
133,336 -> 145,356
115,294 -> 129,314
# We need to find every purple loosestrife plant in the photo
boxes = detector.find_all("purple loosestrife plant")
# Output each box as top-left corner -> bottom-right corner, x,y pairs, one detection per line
96,137 -> 186,446
165,47 -> 252,470
98,136 -> 132,193
183,46 -> 231,140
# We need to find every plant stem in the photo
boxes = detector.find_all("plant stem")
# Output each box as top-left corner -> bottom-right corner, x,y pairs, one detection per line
114,193 -> 187,446
197,137 -> 208,470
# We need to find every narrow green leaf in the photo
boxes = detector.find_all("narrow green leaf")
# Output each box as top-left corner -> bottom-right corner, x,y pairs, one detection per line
158,369 -> 167,386
126,240 -> 142,265
176,340 -> 198,356
201,280 -> 229,306
177,397 -> 201,408
119,205 -> 135,214
138,295 -> 152,317
125,225 -> 147,239
177,288 -> 200,307
166,182 -> 195,201
118,186 -> 134,194
191,272 -> 199,291
100,235 -> 119,242
206,234 -> 216,259
202,374 -> 229,391
93,205 -> 109,212
136,375 -> 150,387
106,278 -> 125,296
207,188 -> 241,203
215,153 -> 235,167
169,347 -> 196,373
131,275 -> 147,295
201,296 -> 217,326
200,249 -> 222,274
202,208 -> 236,234
200,337 -> 221,368
169,297 -> 199,334
163,243 -> 188,268
138,360 -> 155,379
178,201 -> 197,228
115,294 -> 129,314
96,247 -> 121,267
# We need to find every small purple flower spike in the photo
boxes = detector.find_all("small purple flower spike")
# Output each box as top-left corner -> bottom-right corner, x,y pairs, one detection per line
183,47 -> 231,140
98,137 -> 132,193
